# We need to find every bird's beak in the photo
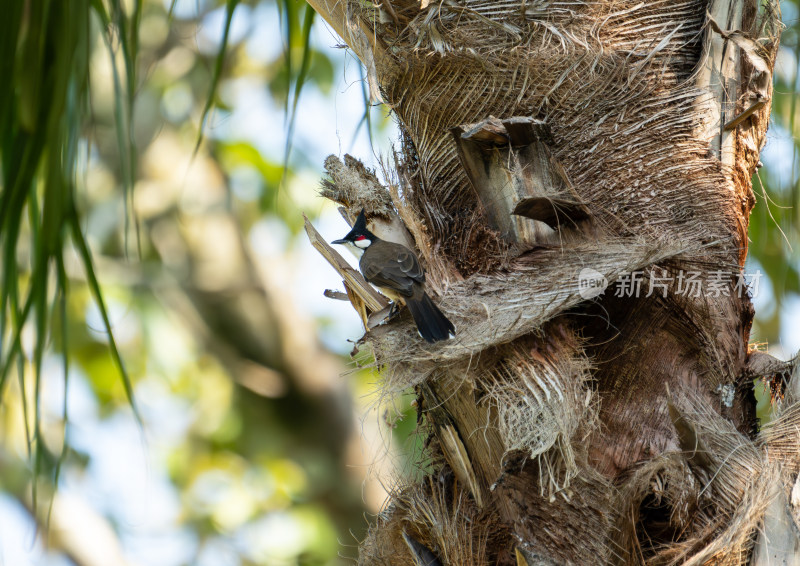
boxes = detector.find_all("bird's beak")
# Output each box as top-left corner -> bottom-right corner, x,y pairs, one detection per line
331,238 -> 348,245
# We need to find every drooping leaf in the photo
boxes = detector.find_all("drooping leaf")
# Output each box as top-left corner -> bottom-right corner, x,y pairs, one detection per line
194,0 -> 240,156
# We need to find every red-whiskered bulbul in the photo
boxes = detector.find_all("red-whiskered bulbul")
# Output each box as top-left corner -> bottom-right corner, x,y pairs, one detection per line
332,209 -> 455,343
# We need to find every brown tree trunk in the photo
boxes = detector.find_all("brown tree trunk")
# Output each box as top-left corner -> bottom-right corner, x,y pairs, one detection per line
305,0 -> 798,564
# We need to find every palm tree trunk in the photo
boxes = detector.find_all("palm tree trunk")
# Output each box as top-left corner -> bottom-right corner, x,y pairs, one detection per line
306,0 -> 796,563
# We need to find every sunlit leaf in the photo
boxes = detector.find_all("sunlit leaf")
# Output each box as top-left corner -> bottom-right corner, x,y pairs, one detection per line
195,0 -> 240,155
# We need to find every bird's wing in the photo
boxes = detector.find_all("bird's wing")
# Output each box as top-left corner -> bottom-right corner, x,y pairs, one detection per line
393,243 -> 425,283
361,242 -> 425,297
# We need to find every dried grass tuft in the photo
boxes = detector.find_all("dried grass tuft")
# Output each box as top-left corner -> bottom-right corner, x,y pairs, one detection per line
485,329 -> 596,496
759,400 -> 800,475
644,390 -> 787,565
670,390 -> 761,516
321,155 -> 396,217
606,384 -> 800,565
675,464 -> 779,566
359,476 -> 499,566
616,454 -> 700,565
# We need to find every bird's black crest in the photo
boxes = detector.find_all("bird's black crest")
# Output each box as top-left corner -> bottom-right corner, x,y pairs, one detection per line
353,208 -> 367,231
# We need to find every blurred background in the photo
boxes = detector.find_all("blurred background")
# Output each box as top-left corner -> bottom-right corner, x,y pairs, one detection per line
0,0 -> 798,565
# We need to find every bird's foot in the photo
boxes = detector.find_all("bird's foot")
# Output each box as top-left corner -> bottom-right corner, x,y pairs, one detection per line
366,302 -> 403,330
387,301 -> 403,321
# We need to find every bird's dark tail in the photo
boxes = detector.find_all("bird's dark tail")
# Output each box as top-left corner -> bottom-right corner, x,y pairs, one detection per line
406,292 -> 455,343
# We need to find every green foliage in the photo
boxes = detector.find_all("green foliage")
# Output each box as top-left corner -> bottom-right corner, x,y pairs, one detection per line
195,0 -> 240,155
0,1 -> 385,564
282,1 -> 317,175
0,0 -> 141,508
749,0 -> 800,348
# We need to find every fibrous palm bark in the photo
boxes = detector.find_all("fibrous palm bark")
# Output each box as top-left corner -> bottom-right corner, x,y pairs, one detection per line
305,0 -> 797,563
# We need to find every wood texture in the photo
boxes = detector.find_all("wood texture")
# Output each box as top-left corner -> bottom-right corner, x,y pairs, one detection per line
452,116 -> 589,245
303,215 -> 390,321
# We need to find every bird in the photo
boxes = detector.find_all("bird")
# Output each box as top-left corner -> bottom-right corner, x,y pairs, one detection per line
332,209 -> 455,343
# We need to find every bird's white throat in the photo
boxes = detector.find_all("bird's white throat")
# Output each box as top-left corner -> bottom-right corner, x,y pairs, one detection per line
343,241 -> 366,259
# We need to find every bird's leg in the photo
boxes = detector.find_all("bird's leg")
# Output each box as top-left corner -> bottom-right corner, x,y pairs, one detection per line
387,301 -> 403,320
